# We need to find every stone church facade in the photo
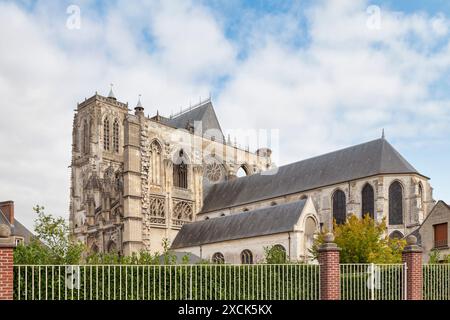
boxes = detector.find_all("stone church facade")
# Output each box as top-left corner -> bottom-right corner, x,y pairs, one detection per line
173,137 -> 435,263
69,90 -> 271,256
70,89 -> 435,262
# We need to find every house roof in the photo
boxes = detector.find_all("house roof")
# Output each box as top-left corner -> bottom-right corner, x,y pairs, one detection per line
160,101 -> 224,141
410,200 -> 450,245
201,138 -> 424,213
171,199 -> 307,249
0,207 -> 34,243
0,208 -> 11,226
14,219 -> 34,244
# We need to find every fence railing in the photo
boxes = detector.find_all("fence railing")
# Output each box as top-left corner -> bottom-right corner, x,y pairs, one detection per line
340,264 -> 405,300
14,264 -> 320,300
423,264 -> 450,300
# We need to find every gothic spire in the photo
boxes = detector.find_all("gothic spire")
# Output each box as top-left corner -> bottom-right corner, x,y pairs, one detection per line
108,83 -> 116,100
134,94 -> 144,116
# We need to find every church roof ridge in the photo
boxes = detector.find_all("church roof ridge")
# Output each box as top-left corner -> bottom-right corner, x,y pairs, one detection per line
170,97 -> 212,119
172,199 -> 307,249
200,137 -> 427,213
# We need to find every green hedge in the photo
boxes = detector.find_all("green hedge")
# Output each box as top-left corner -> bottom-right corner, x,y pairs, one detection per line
14,264 -> 320,300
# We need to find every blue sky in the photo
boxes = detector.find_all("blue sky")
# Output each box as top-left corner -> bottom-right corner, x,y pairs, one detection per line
1,0 -> 450,229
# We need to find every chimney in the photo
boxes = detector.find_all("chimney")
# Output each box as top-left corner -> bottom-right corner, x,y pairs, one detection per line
0,201 -> 14,225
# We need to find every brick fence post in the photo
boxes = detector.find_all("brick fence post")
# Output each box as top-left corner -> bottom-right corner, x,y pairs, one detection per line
0,223 -> 15,300
402,235 -> 422,300
318,233 -> 341,300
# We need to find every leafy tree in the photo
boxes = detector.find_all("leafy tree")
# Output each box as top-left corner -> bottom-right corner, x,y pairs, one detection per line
310,214 -> 406,263
264,245 -> 288,264
14,205 -> 84,264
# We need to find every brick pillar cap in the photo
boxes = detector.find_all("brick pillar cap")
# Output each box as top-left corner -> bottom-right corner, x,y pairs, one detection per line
403,235 -> 422,253
318,233 -> 341,252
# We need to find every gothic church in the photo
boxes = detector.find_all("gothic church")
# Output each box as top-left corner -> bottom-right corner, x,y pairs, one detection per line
69,89 -> 434,263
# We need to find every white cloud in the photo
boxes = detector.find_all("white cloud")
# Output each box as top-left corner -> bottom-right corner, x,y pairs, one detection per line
1,0 -> 450,229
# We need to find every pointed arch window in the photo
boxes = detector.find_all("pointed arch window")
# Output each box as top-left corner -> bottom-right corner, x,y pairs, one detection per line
361,184 -> 375,219
333,190 -> 346,225
103,118 -> 110,151
150,140 -> 162,185
173,150 -> 188,189
418,183 -> 423,209
389,181 -> 403,225
82,120 -> 90,155
113,119 -> 119,153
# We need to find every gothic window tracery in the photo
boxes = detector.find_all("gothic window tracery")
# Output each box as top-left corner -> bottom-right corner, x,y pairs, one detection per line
113,119 -> 119,153
212,252 -> 225,264
150,140 -> 162,185
82,120 -> 90,155
361,183 -> 375,219
147,197 -> 166,224
103,118 -> 110,151
332,189 -> 346,225
241,249 -> 253,264
172,201 -> 193,226
389,181 -> 403,225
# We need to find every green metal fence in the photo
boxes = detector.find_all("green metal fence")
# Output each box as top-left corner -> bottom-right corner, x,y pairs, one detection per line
14,264 -> 320,300
340,264 -> 406,300
423,264 -> 450,300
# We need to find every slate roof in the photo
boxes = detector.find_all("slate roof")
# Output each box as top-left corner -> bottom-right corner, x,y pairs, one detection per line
0,208 -> 10,226
158,251 -> 202,264
171,199 -> 306,249
14,219 -> 34,244
202,138 -> 425,213
160,101 -> 224,141
0,208 -> 34,243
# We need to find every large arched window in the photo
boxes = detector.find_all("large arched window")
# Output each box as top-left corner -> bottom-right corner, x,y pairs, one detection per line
332,190 -> 347,225
150,140 -> 162,185
361,183 -> 375,219
82,120 -> 90,155
212,252 -> 225,264
240,249 -> 253,264
113,119 -> 119,153
103,118 -> 110,151
389,181 -> 403,225
173,150 -> 188,189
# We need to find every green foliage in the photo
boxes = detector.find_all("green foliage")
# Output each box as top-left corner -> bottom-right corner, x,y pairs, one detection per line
311,214 -> 406,263
85,238 -> 187,265
428,249 -> 450,263
14,264 -> 320,300
14,205 -> 84,265
264,245 -> 288,264
428,249 -> 441,264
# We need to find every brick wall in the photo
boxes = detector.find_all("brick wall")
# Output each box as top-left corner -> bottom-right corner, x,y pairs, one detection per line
403,247 -> 423,300
0,247 -> 14,300
318,234 -> 341,300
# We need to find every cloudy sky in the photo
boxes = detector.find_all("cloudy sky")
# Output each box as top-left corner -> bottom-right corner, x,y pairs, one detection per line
1,0 -> 450,230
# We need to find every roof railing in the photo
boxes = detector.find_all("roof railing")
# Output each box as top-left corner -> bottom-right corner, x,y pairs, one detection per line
170,96 -> 211,119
